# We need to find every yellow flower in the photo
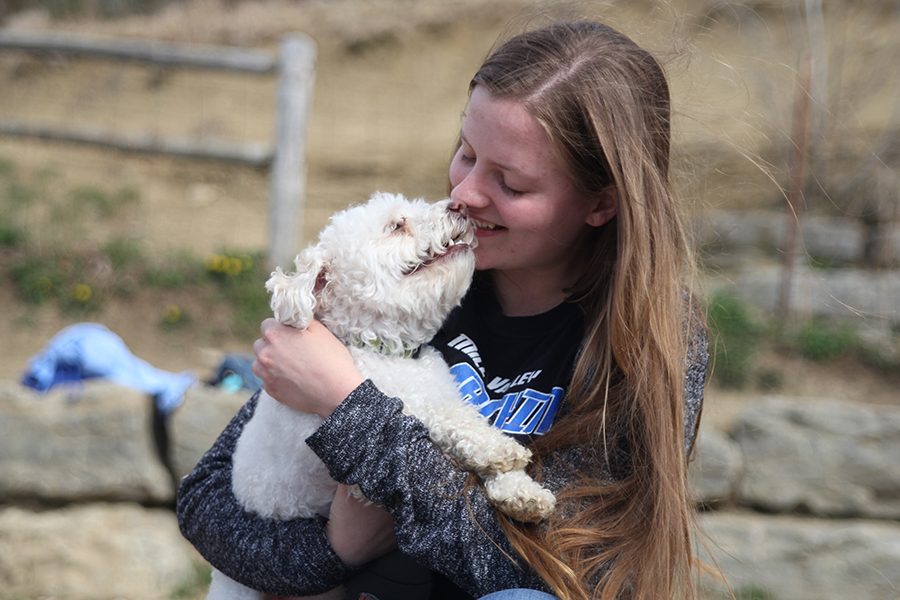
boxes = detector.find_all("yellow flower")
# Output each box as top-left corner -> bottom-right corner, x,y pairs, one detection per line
164,304 -> 182,323
72,283 -> 92,303
226,256 -> 243,277
205,254 -> 225,273
206,252 -> 255,276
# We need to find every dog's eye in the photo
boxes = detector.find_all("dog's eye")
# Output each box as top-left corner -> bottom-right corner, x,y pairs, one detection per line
387,217 -> 408,234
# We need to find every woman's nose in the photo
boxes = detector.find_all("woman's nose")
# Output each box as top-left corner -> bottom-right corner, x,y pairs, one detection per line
450,174 -> 489,210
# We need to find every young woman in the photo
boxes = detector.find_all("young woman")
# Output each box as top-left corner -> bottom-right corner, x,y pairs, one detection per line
177,20 -> 708,600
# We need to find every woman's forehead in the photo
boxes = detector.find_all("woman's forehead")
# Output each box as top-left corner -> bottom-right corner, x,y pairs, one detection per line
461,87 -> 560,178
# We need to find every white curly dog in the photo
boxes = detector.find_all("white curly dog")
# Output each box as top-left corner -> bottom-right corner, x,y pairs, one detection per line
207,192 -> 555,600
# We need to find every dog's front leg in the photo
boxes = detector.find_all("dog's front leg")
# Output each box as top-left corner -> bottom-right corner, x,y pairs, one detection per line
423,397 -> 533,475
423,407 -> 557,522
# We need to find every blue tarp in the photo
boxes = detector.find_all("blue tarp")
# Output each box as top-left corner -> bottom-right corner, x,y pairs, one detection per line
21,322 -> 196,414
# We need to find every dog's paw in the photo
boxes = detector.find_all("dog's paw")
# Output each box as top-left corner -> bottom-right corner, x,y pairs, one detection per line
483,470 -> 556,523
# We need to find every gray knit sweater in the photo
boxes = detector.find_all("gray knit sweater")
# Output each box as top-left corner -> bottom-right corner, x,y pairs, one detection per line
176,340 -> 707,597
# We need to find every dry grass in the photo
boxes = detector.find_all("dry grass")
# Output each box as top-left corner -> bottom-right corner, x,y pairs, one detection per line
0,0 -> 897,394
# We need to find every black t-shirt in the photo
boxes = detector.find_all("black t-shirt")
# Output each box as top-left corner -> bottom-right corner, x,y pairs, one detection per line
348,275 -> 586,600
431,275 -> 585,439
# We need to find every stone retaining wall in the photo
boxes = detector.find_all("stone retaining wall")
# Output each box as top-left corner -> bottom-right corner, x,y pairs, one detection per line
2,380 -> 899,599
694,210 -> 900,268
690,396 -> 900,598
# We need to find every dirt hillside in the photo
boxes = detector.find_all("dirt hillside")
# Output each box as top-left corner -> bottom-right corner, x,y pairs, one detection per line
1,0 -> 897,409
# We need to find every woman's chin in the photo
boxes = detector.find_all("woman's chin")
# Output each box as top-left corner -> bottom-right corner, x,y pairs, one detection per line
473,254 -> 493,271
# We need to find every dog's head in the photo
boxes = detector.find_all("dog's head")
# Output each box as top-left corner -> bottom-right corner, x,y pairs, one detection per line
267,192 -> 476,350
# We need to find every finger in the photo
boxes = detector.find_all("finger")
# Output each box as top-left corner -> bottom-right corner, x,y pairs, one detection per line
252,337 -> 265,356
251,357 -> 265,379
250,362 -> 267,388
259,317 -> 278,335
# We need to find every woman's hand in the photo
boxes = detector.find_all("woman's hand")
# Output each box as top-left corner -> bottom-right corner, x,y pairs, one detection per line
252,318 -> 365,418
327,484 -> 397,568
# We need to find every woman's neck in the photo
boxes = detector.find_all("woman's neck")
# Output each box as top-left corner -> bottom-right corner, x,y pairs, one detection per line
489,270 -> 572,317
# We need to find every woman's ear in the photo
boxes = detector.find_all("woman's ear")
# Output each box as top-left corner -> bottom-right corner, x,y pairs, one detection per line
585,185 -> 618,228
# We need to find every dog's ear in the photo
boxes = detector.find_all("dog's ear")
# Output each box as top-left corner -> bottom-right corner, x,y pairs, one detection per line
265,245 -> 327,329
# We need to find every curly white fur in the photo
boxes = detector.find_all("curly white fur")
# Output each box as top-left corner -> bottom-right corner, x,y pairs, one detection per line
208,192 -> 555,600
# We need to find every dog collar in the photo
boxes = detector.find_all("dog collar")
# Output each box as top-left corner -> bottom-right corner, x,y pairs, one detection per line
348,335 -> 421,359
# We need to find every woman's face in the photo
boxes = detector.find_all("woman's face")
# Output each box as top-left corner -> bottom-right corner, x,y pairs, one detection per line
449,86 -> 614,285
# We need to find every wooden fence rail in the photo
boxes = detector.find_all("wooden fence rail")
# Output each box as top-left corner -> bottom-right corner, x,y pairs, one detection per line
0,121 -> 274,167
0,30 -> 278,72
0,30 -> 315,268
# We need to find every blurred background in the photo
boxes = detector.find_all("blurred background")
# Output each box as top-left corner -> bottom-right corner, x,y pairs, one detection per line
0,0 -> 897,598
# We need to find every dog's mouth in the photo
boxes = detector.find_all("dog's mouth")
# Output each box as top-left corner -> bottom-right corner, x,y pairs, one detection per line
402,228 -> 474,276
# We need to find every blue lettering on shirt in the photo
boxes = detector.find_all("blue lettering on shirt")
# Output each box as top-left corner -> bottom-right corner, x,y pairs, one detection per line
450,362 -> 491,409
449,361 -> 563,436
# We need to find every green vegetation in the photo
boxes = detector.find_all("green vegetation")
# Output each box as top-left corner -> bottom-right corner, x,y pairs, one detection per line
705,290 -> 898,389
65,184 -> 141,219
103,237 -> 146,270
707,290 -> 763,389
0,154 -> 270,339
0,217 -> 28,249
9,255 -> 64,305
169,560 -> 211,599
733,586 -> 776,600
2,152 -> 894,366
144,250 -> 200,290
4,242 -> 269,334
204,251 -> 271,335
793,319 -> 858,361
0,157 -> 13,177
8,250 -> 108,314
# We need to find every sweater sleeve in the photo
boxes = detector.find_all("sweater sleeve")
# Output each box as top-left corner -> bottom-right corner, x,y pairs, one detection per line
175,391 -> 353,596
683,315 -> 710,453
305,380 -> 547,597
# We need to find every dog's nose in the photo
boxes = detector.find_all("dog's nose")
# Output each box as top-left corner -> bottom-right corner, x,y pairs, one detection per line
448,200 -> 467,216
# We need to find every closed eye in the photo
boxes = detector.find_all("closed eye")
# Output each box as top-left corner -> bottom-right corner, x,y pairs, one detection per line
497,176 -> 524,197
456,140 -> 475,165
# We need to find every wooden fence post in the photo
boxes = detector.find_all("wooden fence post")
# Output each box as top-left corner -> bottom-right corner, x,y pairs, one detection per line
268,33 -> 316,270
776,54 -> 813,321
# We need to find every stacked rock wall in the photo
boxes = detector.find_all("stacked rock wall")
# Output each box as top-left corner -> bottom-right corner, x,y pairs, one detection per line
0,381 -> 244,599
691,397 -> 900,599
2,381 -> 899,598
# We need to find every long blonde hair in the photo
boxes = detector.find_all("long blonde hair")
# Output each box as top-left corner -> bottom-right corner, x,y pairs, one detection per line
471,21 -> 701,599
